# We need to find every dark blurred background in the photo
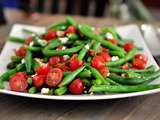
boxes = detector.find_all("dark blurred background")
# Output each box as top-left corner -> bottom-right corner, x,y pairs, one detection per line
0,0 -> 160,25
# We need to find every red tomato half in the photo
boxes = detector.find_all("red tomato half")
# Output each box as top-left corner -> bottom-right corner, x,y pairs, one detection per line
108,39 -> 118,45
45,31 -> 57,41
69,78 -> 84,94
49,56 -> 61,66
123,42 -> 134,52
65,25 -> 76,35
15,72 -> 28,79
133,54 -> 148,69
98,67 -> 109,78
134,54 -> 148,63
32,75 -> 46,88
15,46 -> 27,58
91,56 -> 106,69
97,52 -> 111,62
35,63 -> 50,75
9,74 -> 28,92
46,68 -> 63,87
24,36 -> 32,45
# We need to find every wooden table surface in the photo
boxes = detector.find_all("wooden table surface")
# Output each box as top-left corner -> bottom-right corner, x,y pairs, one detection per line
0,15 -> 160,120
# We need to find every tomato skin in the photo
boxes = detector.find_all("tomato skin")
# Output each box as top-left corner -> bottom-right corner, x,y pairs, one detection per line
121,63 -> 129,69
54,63 -> 70,72
123,42 -> 134,52
49,56 -> 61,66
134,54 -> 148,63
9,73 -> 28,92
15,72 -> 28,79
35,63 -> 50,75
32,75 -> 46,88
88,50 -> 95,56
45,31 -> 57,40
46,68 -> 63,87
15,46 -> 27,57
24,36 -> 32,45
97,52 -> 111,62
91,56 -> 106,69
108,39 -> 118,45
65,25 -> 76,35
98,67 -> 109,78
69,78 -> 84,94
69,55 -> 84,71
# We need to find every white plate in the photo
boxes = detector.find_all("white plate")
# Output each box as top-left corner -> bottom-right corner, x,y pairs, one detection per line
0,24 -> 160,100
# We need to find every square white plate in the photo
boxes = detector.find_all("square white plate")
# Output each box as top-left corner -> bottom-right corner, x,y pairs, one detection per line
0,24 -> 160,100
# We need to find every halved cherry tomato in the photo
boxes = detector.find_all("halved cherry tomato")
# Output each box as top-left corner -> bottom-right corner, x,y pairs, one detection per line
88,50 -> 95,56
45,31 -> 57,41
56,45 -> 65,50
35,63 -> 50,75
97,52 -> 111,62
49,56 -> 61,66
134,54 -> 148,63
15,72 -> 28,79
108,39 -> 118,45
32,75 -> 46,88
65,25 -> 76,35
98,67 -> 109,78
133,59 -> 146,69
69,78 -> 84,94
99,46 -> 109,53
69,54 -> 84,71
123,42 -> 134,52
91,56 -> 105,69
54,63 -> 70,71
121,63 -> 129,69
15,46 -> 27,57
46,68 -> 63,87
9,73 -> 28,92
24,36 -> 32,45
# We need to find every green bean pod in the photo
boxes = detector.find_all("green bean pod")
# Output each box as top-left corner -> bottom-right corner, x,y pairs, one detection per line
54,86 -> 68,95
28,87 -> 37,94
25,46 -> 41,52
93,42 -> 101,55
25,50 -> 32,73
59,66 -> 85,87
47,22 -> 68,30
90,84 -> 160,93
45,39 -> 61,50
43,44 -> 84,56
109,50 -> 125,58
66,16 -> 77,26
8,36 -> 25,43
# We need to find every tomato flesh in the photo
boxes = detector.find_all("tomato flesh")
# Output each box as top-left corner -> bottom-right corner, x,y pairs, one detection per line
134,54 -> 148,63
69,78 -> 84,94
97,52 -> 111,62
98,67 -> 109,78
65,25 -> 76,35
49,56 -> 61,66
15,46 -> 27,57
123,42 -> 134,52
35,63 -> 50,75
45,31 -> 57,40
46,68 -> 63,87
24,36 -> 32,45
91,56 -> 105,69
9,73 -> 28,92
32,75 -> 46,88
133,54 -> 147,69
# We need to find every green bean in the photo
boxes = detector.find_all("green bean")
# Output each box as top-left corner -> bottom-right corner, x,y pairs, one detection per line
106,78 -> 121,86
7,62 -> 18,70
90,84 -> 160,93
82,79 -> 91,87
32,59 -> 40,71
54,86 -> 67,95
25,46 -> 41,52
45,39 -> 61,50
66,16 -> 77,26
78,41 -> 93,60
47,22 -> 68,30
106,48 -> 137,67
78,24 -> 126,54
27,78 -> 32,85
28,87 -> 37,94
59,66 -> 85,87
32,35 -> 47,47
92,79 -> 102,85
109,50 -> 125,58
25,50 -> 32,73
11,56 -> 22,63
93,42 -> 100,55
48,88 -> 54,95
43,44 -> 84,56
8,36 -> 25,43
87,65 -> 110,85
109,69 -> 160,85
23,29 -> 38,35
109,65 -> 156,74
67,33 -> 79,40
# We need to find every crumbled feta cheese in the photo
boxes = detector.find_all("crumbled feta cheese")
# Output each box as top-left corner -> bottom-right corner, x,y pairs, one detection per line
59,37 -> 69,44
21,59 -> 25,64
91,27 -> 95,31
63,55 -> 70,61
107,72 -> 110,76
85,44 -> 90,50
29,41 -> 34,46
111,56 -> 119,61
41,88 -> 49,94
62,46 -> 66,50
56,31 -> 64,37
105,33 -> 113,39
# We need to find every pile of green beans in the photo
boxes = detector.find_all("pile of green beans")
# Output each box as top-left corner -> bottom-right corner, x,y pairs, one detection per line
1,17 -> 160,96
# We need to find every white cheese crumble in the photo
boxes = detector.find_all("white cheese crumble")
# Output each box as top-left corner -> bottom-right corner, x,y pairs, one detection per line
59,37 -> 69,44
29,41 -> 34,46
62,46 -> 66,50
41,88 -> 49,94
84,44 -> 90,50
63,55 -> 70,61
111,56 -> 119,61
56,31 -> 64,37
21,59 -> 25,64
105,33 -> 113,39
